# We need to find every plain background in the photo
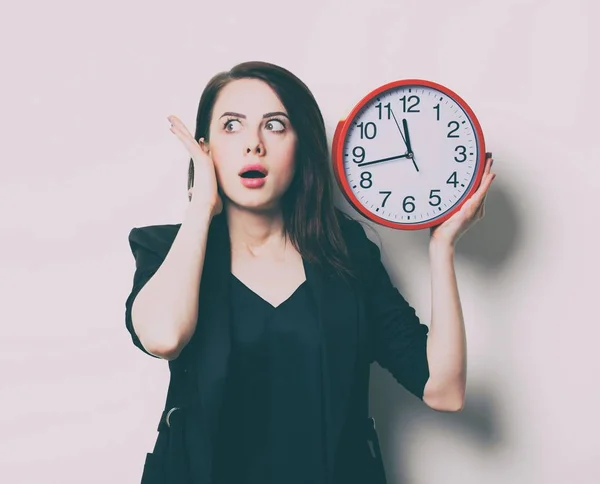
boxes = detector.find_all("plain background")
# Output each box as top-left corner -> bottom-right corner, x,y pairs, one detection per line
1,0 -> 598,482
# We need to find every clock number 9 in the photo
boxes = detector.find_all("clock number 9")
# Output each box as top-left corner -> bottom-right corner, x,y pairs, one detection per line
454,146 -> 467,162
352,146 -> 365,163
360,172 -> 373,189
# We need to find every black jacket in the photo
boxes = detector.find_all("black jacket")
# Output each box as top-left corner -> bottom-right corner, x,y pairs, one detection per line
124,212 -> 430,484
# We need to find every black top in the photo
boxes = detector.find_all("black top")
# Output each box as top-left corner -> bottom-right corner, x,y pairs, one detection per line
212,273 -> 326,484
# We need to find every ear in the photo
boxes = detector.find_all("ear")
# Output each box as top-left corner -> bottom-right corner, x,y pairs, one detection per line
199,137 -> 211,154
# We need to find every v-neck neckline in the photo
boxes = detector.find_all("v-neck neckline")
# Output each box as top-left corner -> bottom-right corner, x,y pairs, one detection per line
230,273 -> 307,309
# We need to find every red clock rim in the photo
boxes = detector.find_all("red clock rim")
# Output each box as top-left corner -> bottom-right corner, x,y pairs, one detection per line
332,78 -> 487,231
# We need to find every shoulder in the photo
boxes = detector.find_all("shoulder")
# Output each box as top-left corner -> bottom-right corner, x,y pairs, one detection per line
127,223 -> 182,258
127,214 -> 228,258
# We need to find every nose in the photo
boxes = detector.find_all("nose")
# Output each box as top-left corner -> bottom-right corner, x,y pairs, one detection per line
245,137 -> 265,156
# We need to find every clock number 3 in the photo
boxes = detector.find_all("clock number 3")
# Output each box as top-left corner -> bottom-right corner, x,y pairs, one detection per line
454,145 -> 467,162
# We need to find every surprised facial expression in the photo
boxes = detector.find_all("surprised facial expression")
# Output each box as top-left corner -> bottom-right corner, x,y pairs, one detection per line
204,78 -> 298,212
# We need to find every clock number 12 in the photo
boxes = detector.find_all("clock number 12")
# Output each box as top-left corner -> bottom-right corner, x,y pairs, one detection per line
399,95 -> 421,113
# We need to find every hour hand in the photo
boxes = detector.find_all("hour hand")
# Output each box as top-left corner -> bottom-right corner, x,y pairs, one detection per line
402,118 -> 413,154
402,118 -> 419,172
357,153 -> 410,167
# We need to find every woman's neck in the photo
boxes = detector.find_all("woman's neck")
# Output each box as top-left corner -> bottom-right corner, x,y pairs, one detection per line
225,203 -> 289,259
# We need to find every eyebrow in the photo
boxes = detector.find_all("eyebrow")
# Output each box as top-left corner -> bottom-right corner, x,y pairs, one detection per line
219,111 -> 289,119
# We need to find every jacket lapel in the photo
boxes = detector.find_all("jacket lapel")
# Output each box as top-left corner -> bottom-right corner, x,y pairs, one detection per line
182,214 -> 232,481
303,257 -> 360,481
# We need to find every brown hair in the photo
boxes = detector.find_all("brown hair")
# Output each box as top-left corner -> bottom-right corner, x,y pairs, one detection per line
189,61 -> 355,279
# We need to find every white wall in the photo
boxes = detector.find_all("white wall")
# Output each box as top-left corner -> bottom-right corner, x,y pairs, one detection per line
1,0 -> 598,482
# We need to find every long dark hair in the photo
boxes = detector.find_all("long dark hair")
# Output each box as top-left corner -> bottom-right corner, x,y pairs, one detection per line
189,61 -> 355,279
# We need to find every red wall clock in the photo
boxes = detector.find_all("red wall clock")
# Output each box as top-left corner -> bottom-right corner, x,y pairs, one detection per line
332,79 -> 487,230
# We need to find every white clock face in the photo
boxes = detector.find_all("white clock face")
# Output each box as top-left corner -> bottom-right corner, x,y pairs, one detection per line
341,84 -> 482,226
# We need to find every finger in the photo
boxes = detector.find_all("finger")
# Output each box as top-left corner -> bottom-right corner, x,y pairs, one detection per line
169,115 -> 195,138
470,179 -> 491,215
168,115 -> 196,142
169,120 -> 201,153
484,156 -> 494,176
476,171 -> 496,198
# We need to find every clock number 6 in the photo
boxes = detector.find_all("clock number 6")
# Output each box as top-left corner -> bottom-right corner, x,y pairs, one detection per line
403,196 -> 416,213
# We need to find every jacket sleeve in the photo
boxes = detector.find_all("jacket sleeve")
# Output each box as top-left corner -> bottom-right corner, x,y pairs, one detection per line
352,220 -> 430,399
124,226 -> 167,358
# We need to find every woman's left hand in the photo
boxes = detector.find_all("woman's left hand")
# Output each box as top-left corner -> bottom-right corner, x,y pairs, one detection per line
429,154 -> 497,246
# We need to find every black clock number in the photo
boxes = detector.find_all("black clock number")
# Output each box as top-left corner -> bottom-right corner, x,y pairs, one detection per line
402,195 -> 416,213
446,172 -> 459,187
429,189 -> 442,206
379,191 -> 391,207
352,146 -> 365,163
357,122 -> 377,139
447,121 -> 460,138
454,145 -> 467,162
360,171 -> 373,189
399,95 -> 421,113
375,102 -> 391,120
433,103 -> 440,121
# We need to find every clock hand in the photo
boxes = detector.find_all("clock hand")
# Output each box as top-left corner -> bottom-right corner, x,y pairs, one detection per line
402,118 -> 420,173
390,108 -> 420,172
402,118 -> 413,154
390,107 -> 408,149
357,153 -> 410,167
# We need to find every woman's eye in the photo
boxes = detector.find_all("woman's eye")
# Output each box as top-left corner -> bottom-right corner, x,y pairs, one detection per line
266,119 -> 285,132
224,119 -> 241,132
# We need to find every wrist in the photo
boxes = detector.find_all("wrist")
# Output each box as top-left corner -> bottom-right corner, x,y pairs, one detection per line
187,197 -> 217,221
429,237 -> 455,256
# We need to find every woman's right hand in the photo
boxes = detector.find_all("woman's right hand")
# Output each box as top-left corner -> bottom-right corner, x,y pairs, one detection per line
168,115 -> 223,217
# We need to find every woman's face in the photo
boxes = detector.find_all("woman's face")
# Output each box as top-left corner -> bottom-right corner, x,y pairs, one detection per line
205,78 -> 298,212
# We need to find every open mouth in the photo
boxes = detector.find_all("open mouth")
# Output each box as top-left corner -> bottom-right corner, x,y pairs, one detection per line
240,170 -> 266,179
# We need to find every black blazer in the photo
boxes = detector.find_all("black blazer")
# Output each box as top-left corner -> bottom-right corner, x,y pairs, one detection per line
124,211 -> 430,484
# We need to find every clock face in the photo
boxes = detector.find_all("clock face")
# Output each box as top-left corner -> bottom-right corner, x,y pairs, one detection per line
333,80 -> 486,230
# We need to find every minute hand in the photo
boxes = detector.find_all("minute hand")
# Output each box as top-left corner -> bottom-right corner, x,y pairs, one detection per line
357,153 -> 410,167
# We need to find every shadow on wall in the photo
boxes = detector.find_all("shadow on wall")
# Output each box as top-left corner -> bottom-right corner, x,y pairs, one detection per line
363,179 -> 524,484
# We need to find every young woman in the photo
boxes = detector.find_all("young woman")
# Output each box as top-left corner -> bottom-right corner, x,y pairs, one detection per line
124,61 -> 496,484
